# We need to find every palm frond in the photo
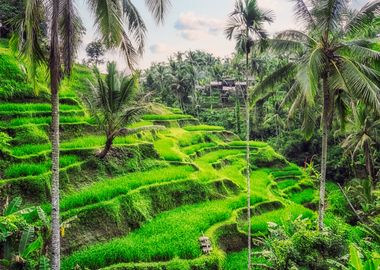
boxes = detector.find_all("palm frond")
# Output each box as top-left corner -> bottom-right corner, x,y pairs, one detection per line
251,63 -> 296,99
302,103 -> 317,139
281,81 -> 300,107
338,57 -> 380,113
295,47 -> 325,106
87,0 -> 124,47
316,0 -> 348,34
120,30 -> 139,70
60,0 -> 84,76
277,30 -> 316,44
290,0 -> 316,28
15,0 -> 47,91
122,0 -> 147,54
338,40 -> 380,62
344,0 -> 380,37
144,0 -> 171,24
269,39 -> 305,54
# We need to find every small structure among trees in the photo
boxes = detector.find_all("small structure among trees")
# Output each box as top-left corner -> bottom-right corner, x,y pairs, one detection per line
208,78 -> 251,104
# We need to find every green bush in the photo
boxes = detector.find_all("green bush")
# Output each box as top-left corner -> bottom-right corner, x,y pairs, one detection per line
255,218 -> 348,269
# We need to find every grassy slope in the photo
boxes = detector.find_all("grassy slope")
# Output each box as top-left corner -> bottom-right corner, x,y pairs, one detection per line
0,40 -> 349,270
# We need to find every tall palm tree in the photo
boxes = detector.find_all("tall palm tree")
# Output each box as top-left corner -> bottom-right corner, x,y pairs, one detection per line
225,0 -> 273,268
15,0 -> 171,268
253,0 -> 380,229
342,102 -> 379,184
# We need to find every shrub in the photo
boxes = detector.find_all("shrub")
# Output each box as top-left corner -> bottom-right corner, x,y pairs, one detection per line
254,218 -> 348,269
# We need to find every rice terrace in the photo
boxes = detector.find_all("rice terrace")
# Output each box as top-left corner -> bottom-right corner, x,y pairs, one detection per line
0,0 -> 379,269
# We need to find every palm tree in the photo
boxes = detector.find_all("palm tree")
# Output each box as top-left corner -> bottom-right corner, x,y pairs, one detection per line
253,0 -> 380,229
225,0 -> 273,268
85,62 -> 154,159
342,102 -> 379,184
15,0 -> 171,267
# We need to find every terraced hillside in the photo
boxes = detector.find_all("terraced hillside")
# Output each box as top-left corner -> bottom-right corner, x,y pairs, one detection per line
0,41 -> 341,269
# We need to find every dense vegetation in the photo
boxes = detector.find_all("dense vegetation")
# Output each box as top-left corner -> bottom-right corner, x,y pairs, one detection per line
0,0 -> 379,269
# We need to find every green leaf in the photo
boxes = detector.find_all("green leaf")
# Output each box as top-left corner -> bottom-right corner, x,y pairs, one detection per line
18,226 -> 35,255
22,234 -> 42,258
349,244 -> 363,270
39,256 -> 50,270
37,207 -> 49,226
4,197 -> 22,216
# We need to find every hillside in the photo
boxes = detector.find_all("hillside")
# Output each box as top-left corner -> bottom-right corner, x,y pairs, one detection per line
0,40 -> 368,270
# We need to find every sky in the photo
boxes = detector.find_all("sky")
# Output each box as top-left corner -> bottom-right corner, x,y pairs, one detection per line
75,0 -> 367,71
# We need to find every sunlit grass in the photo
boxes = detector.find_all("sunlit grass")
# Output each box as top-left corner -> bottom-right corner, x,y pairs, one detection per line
62,196 -> 246,270
184,125 -> 224,132
60,165 -> 196,212
142,114 -> 194,121
3,155 -> 79,178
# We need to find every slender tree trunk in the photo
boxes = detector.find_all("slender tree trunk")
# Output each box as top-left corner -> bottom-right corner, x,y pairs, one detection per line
50,0 -> 61,268
245,36 -> 252,270
98,136 -> 114,159
363,140 -> 375,184
318,75 -> 331,230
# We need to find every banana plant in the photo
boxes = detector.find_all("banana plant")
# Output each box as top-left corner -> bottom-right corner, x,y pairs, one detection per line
0,197 -> 50,269
348,244 -> 379,270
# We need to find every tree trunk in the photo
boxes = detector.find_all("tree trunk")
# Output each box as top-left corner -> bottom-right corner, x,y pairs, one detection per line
245,37 -> 252,269
318,75 -> 331,230
50,0 -> 61,268
363,140 -> 375,184
97,136 -> 114,159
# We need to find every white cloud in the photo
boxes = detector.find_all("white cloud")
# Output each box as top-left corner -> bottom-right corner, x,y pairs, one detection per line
175,12 -> 224,40
149,43 -> 171,54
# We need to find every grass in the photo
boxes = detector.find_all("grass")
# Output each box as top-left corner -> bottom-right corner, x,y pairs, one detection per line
62,196 -> 246,270
224,249 -> 269,270
228,141 -> 268,148
11,135 -> 143,157
3,155 -> 79,178
182,142 -> 217,155
244,204 -> 314,234
127,121 -> 154,128
1,115 -> 92,128
184,125 -> 224,132
154,137 -> 188,161
60,165 -> 196,212
277,179 -> 298,190
0,103 -> 81,114
142,114 -> 194,121
289,188 -> 316,204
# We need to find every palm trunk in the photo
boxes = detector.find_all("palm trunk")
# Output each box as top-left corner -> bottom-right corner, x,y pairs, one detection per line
363,140 -> 375,184
318,75 -> 331,230
245,36 -> 252,270
50,0 -> 61,268
98,136 -> 114,159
